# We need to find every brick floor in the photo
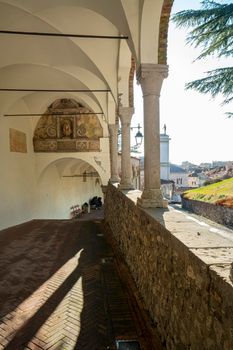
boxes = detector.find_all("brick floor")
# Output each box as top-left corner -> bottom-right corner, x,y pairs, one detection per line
0,216 -> 146,350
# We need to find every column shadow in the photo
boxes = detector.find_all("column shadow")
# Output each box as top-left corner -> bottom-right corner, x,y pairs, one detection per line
0,220 -> 111,350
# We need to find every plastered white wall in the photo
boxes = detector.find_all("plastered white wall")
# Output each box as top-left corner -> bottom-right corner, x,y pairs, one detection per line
0,119 -> 110,229
0,116 -> 37,230
35,163 -> 102,219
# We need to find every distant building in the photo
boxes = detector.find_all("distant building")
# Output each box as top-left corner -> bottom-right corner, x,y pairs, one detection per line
140,129 -> 171,190
118,153 -> 140,190
199,162 -> 212,169
212,161 -> 231,168
170,164 -> 189,188
181,161 -> 197,171
204,163 -> 233,182
226,162 -> 233,172
160,131 -> 170,180
187,172 -> 199,187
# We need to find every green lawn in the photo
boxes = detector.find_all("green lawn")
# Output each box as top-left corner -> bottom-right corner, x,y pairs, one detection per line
183,177 -> 233,208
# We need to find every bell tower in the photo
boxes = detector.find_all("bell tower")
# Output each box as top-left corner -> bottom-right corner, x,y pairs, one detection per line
160,125 -> 170,180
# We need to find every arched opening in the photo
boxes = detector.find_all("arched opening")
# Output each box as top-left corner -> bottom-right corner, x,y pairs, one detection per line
36,157 -> 102,219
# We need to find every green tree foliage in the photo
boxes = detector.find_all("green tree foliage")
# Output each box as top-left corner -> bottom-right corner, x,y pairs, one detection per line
173,1 -> 233,114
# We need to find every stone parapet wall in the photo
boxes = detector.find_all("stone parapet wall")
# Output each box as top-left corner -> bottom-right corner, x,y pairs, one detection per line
182,197 -> 233,227
105,184 -> 233,350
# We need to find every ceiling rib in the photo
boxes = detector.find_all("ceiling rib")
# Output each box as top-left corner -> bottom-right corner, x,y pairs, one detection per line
0,89 -> 110,92
0,30 -> 128,40
4,112 -> 103,117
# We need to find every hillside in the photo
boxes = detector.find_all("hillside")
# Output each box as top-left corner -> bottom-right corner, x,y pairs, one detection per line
183,177 -> 233,208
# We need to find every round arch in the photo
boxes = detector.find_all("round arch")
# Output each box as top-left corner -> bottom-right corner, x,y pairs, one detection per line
35,156 -> 104,219
37,155 -> 108,185
158,0 -> 174,64
140,0 -> 174,65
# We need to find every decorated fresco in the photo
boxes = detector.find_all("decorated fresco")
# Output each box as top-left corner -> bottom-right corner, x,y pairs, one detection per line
33,99 -> 103,152
10,128 -> 27,153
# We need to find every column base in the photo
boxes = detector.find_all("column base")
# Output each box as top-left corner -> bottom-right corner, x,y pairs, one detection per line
118,182 -> 135,190
109,175 -> 120,184
137,189 -> 168,208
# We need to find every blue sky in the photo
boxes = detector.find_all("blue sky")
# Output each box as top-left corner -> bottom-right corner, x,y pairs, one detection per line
133,0 -> 233,165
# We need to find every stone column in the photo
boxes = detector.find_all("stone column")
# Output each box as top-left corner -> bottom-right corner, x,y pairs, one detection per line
108,123 -> 120,183
118,107 -> 135,190
137,64 -> 168,208
230,262 -> 233,284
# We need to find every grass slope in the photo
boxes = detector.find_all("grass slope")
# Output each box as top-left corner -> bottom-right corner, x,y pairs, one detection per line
183,177 -> 233,208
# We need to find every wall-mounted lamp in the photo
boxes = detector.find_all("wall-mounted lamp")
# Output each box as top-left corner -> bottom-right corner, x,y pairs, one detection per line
132,123 -> 143,148
118,123 -> 143,152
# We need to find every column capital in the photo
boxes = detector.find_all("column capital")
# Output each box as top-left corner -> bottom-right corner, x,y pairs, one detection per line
118,107 -> 134,125
137,64 -> 169,96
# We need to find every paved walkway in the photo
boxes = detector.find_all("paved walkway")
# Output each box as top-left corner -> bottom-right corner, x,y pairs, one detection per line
125,189 -> 233,283
0,215 -> 145,350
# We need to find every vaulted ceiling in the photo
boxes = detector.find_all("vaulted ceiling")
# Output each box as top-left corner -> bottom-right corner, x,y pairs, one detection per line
0,0 -> 173,125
